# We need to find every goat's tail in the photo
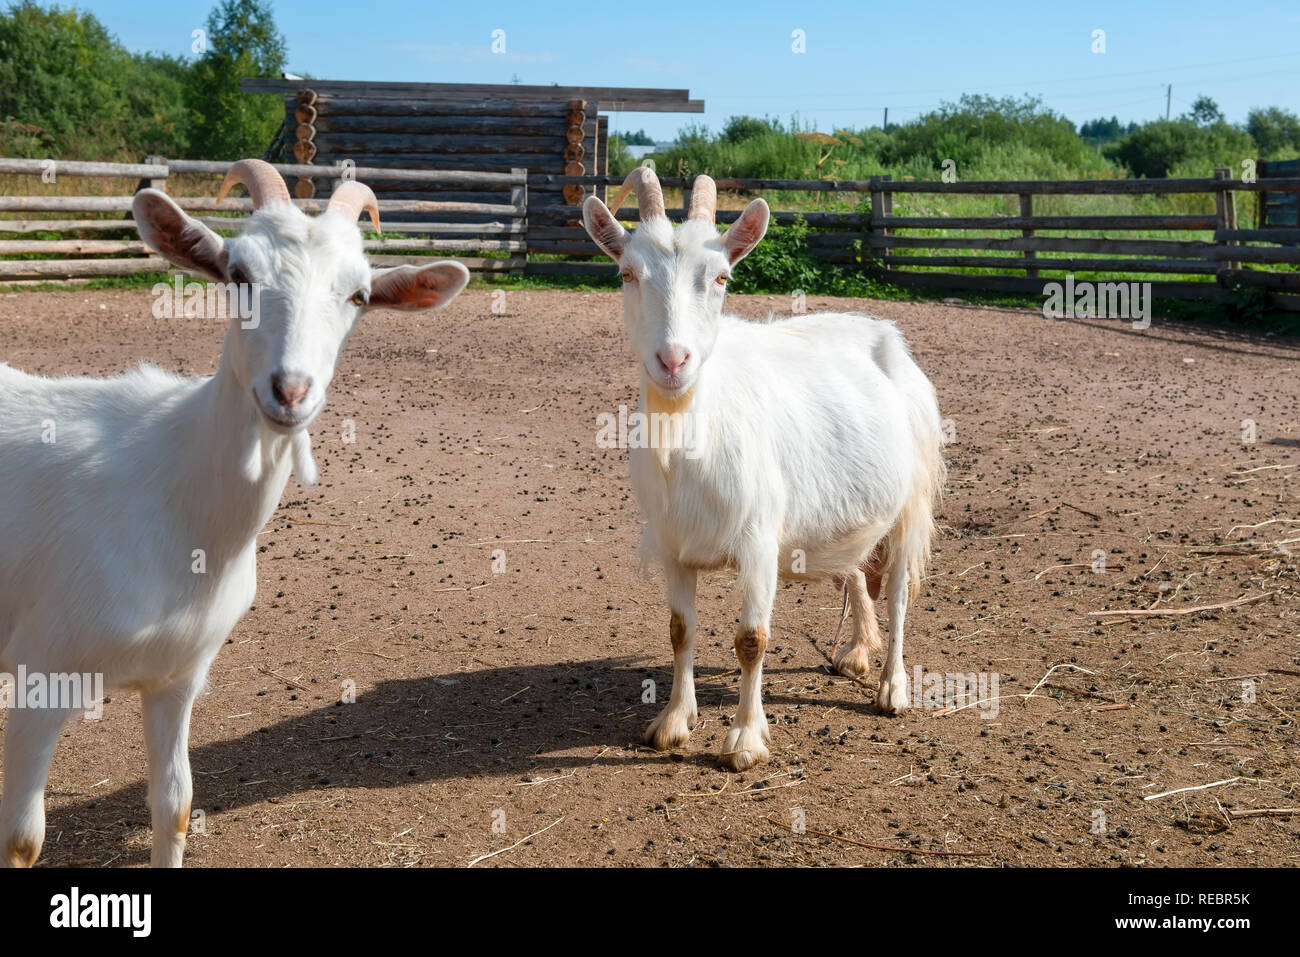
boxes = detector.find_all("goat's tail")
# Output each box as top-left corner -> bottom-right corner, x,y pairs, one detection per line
875,339 -> 946,606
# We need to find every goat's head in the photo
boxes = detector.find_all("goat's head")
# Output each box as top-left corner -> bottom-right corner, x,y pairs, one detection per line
581,167 -> 768,397
133,159 -> 470,433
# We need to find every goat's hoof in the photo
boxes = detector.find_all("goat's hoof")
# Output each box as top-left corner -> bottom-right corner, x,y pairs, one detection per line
2,837 -> 41,869
644,705 -> 696,751
720,723 -> 770,771
832,641 -> 873,679
876,669 -> 910,715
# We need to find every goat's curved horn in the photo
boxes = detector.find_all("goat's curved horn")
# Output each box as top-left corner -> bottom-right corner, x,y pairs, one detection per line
606,165 -> 666,222
216,159 -> 291,209
326,180 -> 382,233
686,174 -> 717,224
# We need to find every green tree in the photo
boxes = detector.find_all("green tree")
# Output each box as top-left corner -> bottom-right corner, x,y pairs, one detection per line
616,128 -> 654,146
184,0 -> 286,160
722,115 -> 782,143
1246,106 -> 1300,158
1106,118 -> 1254,177
1186,95 -> 1223,127
1078,115 -> 1135,145
881,95 -> 1095,172
0,2 -> 189,157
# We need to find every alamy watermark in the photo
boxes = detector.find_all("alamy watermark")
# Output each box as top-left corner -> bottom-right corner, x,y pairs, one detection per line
1042,275 -> 1151,329
596,404 -> 705,458
0,666 -> 104,720
912,666 -> 1000,718
151,276 -> 261,329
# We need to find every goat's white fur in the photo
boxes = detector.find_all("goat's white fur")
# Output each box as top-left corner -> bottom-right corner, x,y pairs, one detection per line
0,169 -> 469,867
583,179 -> 944,771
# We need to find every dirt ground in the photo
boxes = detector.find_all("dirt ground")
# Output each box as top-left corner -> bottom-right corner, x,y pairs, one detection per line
0,286 -> 1297,868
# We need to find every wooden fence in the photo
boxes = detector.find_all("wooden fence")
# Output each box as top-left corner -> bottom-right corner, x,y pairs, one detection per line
0,157 -> 527,281
863,170 -> 1300,305
521,172 -> 872,277
3,156 -> 1299,310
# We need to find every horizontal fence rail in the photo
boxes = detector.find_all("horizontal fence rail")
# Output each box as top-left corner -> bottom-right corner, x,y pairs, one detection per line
0,157 -> 529,279
2,157 -> 1298,308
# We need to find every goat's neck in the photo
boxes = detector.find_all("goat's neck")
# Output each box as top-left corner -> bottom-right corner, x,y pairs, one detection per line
640,371 -> 700,473
177,332 -> 295,562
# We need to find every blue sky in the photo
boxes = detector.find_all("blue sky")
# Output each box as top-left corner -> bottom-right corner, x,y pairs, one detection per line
81,0 -> 1300,140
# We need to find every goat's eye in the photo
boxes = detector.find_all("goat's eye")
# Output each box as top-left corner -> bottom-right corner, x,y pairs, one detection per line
715,274 -> 729,286
349,290 -> 368,307
620,268 -> 636,283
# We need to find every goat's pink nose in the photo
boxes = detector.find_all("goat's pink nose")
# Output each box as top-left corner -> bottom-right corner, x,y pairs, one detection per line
656,346 -> 691,378
271,373 -> 312,410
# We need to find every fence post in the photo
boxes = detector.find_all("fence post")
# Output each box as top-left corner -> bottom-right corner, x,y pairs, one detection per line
1019,193 -> 1037,281
1214,167 -> 1233,283
143,155 -> 167,192
512,167 -> 527,277
869,174 -> 892,270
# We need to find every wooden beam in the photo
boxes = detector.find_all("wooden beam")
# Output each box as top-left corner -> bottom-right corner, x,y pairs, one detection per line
878,254 -> 1218,274
0,219 -> 140,233
1216,228 -> 1300,243
528,173 -> 873,191
0,239 -> 149,255
240,78 -> 702,112
366,254 -> 525,272
878,214 -> 1218,230
864,234 -> 1217,257
0,257 -> 167,280
0,196 -> 525,215
0,158 -> 167,179
164,159 -> 524,186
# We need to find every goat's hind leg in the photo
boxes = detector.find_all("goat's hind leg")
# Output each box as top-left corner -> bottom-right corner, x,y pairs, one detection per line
0,700 -> 74,867
832,567 -> 883,679
644,560 -> 698,751
877,565 -> 911,715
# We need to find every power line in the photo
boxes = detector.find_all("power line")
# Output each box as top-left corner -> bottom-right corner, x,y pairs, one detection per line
707,49 -> 1300,103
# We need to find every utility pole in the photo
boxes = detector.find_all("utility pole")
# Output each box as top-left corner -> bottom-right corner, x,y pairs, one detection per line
1165,84 -> 1171,121
883,107 -> 888,131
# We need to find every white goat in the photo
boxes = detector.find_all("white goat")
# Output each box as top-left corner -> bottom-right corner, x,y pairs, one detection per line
582,168 -> 945,771
0,160 -> 470,866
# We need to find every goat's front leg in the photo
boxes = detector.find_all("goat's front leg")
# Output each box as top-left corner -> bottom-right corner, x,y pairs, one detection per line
644,559 -> 698,750
141,674 -> 204,868
0,702 -> 73,867
721,538 -> 778,771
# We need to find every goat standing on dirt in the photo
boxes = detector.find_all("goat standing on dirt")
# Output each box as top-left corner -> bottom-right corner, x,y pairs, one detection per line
0,160 -> 470,867
582,168 -> 945,770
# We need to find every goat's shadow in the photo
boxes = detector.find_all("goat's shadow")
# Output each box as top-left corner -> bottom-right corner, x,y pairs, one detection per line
39,654 -> 878,866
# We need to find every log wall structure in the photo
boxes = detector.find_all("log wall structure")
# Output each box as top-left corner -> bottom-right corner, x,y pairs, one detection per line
243,78 -> 700,222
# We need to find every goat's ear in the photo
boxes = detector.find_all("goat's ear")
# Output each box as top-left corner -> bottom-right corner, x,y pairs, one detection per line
367,261 -> 470,311
723,198 -> 769,265
132,188 -> 228,282
582,196 -> 627,261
